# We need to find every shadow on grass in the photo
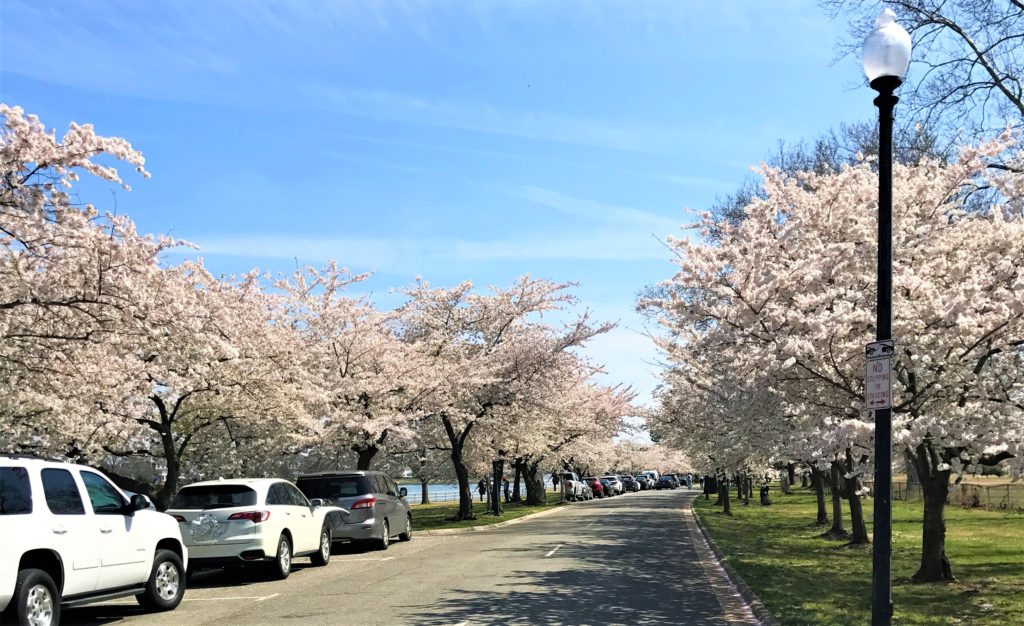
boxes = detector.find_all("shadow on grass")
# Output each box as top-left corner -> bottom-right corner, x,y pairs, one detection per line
694,490 -> 1024,626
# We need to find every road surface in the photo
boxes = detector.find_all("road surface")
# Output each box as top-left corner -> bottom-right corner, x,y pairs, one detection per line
67,489 -> 756,625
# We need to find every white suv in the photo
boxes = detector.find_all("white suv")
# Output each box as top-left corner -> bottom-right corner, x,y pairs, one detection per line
0,455 -> 188,625
167,478 -> 345,579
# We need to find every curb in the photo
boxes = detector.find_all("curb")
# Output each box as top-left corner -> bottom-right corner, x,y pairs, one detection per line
690,501 -> 780,626
420,502 -> 570,535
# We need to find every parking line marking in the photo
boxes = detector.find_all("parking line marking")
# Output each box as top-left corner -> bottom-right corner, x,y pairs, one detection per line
544,545 -> 562,557
344,556 -> 396,561
255,593 -> 280,602
182,596 -> 275,601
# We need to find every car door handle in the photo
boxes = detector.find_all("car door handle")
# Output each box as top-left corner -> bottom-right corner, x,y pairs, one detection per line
100,528 -> 113,534
52,526 -> 67,535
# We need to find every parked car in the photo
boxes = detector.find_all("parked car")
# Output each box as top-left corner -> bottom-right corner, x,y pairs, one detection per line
1,455 -> 188,625
296,471 -> 412,549
601,475 -> 624,495
620,476 -> 640,492
599,478 -> 616,496
582,477 -> 604,498
656,475 -> 680,490
168,478 -> 344,579
633,475 -> 651,490
641,470 -> 661,482
579,481 -> 594,500
557,472 -> 585,501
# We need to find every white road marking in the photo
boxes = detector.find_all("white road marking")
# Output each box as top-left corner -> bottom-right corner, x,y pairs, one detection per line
451,622 -> 469,626
183,595 -> 279,602
254,593 -> 280,602
344,556 -> 396,561
544,544 -> 562,557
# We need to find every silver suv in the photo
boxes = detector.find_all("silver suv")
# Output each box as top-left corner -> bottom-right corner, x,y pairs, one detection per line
295,471 -> 411,550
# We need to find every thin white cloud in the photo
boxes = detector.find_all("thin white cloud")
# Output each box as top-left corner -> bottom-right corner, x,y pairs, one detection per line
186,230 -> 673,275
512,186 -> 680,234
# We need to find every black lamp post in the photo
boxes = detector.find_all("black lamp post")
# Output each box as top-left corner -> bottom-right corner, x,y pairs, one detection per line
862,9 -> 911,626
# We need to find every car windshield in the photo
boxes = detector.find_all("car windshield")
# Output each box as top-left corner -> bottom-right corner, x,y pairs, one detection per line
172,485 -> 257,509
296,476 -> 371,499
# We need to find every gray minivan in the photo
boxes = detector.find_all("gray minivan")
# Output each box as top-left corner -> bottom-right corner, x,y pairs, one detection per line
295,471 -> 412,550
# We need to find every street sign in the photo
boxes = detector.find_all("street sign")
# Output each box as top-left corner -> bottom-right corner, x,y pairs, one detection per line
865,339 -> 895,360
865,340 -> 894,410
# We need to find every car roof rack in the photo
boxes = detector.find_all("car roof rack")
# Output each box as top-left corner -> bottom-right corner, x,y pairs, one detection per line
0,452 -> 66,463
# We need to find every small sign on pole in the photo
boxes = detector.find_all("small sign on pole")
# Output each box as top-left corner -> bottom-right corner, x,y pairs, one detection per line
865,340 -> 894,410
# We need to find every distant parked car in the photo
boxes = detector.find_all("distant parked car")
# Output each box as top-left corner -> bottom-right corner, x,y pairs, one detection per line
558,472 -> 585,501
168,478 -> 345,579
1,455 -> 188,625
601,476 -> 624,495
579,482 -> 594,500
296,471 -> 412,550
634,475 -> 651,490
621,476 -> 640,492
583,477 -> 604,498
657,475 -> 679,490
599,479 -> 615,497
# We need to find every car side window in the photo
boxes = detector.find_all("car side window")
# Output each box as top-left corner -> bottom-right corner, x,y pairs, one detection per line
385,478 -> 398,497
80,471 -> 125,515
42,468 -> 86,515
284,483 -> 309,507
370,476 -> 384,495
266,484 -> 287,505
0,466 -> 32,515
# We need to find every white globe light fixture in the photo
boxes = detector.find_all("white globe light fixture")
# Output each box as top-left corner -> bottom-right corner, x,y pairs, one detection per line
863,8 -> 912,85
862,8 -> 911,626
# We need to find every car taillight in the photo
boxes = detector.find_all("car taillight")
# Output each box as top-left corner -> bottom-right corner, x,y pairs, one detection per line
172,515 -> 186,523
227,511 -> 270,523
351,496 -> 376,510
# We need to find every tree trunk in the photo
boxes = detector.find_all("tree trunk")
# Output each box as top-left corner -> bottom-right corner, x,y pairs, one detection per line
420,477 -> 430,505
354,444 -> 378,471
746,476 -> 754,501
823,463 -> 848,539
911,445 -> 954,582
844,451 -> 869,545
720,476 -> 732,516
512,458 -> 523,502
524,460 -> 546,505
787,463 -> 796,487
441,415 -> 475,520
490,458 -> 504,516
812,467 -> 829,525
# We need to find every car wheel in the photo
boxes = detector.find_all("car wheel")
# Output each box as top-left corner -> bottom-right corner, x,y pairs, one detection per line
136,549 -> 185,612
5,568 -> 60,626
399,514 -> 412,542
269,534 -> 292,579
310,526 -> 332,566
377,519 -> 390,550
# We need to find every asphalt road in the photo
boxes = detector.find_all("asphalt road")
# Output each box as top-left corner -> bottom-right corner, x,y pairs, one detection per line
66,489 -> 753,626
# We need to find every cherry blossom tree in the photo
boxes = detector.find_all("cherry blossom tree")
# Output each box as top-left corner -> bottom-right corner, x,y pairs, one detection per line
647,133 -> 1024,579
401,276 -> 616,520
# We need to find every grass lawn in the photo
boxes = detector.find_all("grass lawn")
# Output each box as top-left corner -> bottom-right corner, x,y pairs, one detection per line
694,489 -> 1024,625
413,496 -> 566,532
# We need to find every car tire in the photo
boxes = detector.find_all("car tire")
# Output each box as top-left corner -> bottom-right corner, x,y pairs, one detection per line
310,526 -> 332,566
136,549 -> 185,612
269,534 -> 293,579
398,514 -> 412,542
6,568 -> 60,626
377,520 -> 390,550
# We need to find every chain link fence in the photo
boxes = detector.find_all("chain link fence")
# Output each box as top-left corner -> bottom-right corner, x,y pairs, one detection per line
886,480 -> 1024,512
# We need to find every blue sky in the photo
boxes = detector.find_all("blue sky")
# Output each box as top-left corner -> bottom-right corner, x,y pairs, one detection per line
0,1 -> 875,405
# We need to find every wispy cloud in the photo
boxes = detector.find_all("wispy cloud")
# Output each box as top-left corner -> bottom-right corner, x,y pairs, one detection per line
512,186 -> 680,234
186,230 -> 673,275
308,86 -> 674,154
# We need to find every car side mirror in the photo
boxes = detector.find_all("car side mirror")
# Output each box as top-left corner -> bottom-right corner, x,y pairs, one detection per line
129,494 -> 150,514
399,487 -> 408,499
310,498 -> 325,508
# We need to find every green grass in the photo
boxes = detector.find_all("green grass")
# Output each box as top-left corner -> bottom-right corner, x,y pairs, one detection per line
412,496 -> 565,531
694,489 -> 1024,625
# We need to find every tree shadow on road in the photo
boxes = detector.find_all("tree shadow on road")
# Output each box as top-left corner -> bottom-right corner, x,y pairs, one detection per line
405,492 -> 729,626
